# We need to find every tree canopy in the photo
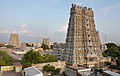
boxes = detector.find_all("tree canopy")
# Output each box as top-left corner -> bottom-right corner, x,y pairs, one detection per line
102,43 -> 120,66
102,43 -> 120,59
116,59 -> 120,66
21,50 -> 57,68
41,44 -> 49,50
43,64 -> 61,75
43,54 -> 57,62
5,45 -> 14,48
118,46 -> 120,51
0,50 -> 19,66
26,43 -> 32,47
0,44 -> 5,48
21,50 -> 44,68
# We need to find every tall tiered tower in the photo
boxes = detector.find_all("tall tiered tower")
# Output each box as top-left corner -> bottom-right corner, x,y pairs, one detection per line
42,38 -> 50,48
63,4 -> 103,67
9,33 -> 20,48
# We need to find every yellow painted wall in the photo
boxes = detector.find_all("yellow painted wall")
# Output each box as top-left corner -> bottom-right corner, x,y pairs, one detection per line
1,66 -> 14,74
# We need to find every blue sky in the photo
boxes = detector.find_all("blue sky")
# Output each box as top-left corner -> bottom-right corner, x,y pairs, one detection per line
0,0 -> 120,43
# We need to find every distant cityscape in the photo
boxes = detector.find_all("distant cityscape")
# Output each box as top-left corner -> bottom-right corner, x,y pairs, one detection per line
0,2 -> 120,76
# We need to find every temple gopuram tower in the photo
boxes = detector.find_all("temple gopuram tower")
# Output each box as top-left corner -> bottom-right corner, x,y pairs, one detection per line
9,33 -> 20,48
63,4 -> 105,67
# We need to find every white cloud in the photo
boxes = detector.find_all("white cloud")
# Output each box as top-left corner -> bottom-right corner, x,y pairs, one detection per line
21,24 -> 28,28
0,29 -> 43,38
0,29 -> 29,34
102,3 -> 120,11
18,30 -> 29,33
0,24 -> 29,34
27,33 -> 45,38
58,24 -> 68,32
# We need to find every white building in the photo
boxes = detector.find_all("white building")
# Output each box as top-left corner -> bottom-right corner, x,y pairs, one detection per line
65,66 -> 91,76
22,66 -> 43,76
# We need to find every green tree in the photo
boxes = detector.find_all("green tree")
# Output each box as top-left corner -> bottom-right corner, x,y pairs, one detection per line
60,43 -> 65,49
43,64 -> 61,75
118,46 -> 120,59
106,43 -> 117,48
116,59 -> 120,66
53,68 -> 61,75
0,60 -> 6,66
21,61 -> 31,68
6,45 -> 14,48
43,64 -> 55,73
50,45 -> 53,49
105,62 -> 111,66
26,43 -> 32,47
43,54 -> 57,62
102,43 -> 120,61
0,44 -> 5,48
41,44 -> 49,50
102,52 -> 108,57
0,50 -> 18,66
118,46 -> 120,50
21,50 -> 44,68
21,50 -> 57,68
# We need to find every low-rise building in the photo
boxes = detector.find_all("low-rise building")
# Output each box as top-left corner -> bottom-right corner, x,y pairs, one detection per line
32,61 -> 66,74
65,66 -> 91,76
22,66 -> 43,76
33,43 -> 42,48
13,63 -> 22,73
1,63 -> 22,76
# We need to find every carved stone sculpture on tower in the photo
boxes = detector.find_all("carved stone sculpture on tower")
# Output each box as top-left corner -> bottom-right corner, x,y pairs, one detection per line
63,4 -> 106,67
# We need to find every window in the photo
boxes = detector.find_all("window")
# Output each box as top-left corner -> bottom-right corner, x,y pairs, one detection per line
89,40 -> 90,43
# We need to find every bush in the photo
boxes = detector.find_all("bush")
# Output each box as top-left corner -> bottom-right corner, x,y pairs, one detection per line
41,44 -> 49,50
110,65 -> 118,69
105,62 -> 111,66
43,64 -> 61,75
53,68 -> 61,75
116,59 -> 120,66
